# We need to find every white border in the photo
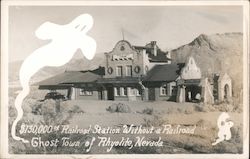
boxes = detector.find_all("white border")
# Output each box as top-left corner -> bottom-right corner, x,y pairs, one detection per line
1,1 -> 249,159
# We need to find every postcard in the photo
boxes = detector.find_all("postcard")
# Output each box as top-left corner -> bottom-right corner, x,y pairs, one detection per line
1,1 -> 249,159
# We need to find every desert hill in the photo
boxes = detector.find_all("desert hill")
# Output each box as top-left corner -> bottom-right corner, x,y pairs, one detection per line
170,32 -> 243,97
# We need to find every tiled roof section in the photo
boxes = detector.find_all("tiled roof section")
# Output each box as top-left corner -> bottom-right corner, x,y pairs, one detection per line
144,64 -> 181,82
90,66 -> 105,76
37,72 -> 77,86
63,71 -> 101,83
147,49 -> 171,62
37,71 -> 101,86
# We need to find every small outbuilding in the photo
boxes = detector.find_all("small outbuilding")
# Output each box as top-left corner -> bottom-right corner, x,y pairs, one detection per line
213,73 -> 233,102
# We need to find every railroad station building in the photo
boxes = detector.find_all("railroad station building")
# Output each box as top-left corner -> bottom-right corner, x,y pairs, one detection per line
38,40 -> 232,103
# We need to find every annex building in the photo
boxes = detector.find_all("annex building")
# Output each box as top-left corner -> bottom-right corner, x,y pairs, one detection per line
38,40 -> 232,103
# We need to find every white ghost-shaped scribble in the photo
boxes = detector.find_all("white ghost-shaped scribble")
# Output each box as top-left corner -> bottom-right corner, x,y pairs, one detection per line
212,112 -> 234,145
11,14 -> 96,143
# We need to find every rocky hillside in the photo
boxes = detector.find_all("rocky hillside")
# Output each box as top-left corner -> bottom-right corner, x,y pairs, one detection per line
170,32 -> 243,97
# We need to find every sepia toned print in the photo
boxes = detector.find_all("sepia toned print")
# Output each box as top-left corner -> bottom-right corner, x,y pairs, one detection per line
1,1 -> 249,159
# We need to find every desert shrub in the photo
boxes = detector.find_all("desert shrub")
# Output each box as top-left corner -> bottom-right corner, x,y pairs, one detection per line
213,103 -> 233,112
195,119 -> 213,133
182,139 -> 211,153
229,125 -> 243,153
184,106 -> 195,114
213,141 -> 239,153
232,104 -> 243,113
142,108 -> 154,115
9,96 -> 41,119
41,99 -> 57,115
194,104 -> 203,112
164,106 -> 195,114
9,97 -> 17,118
106,103 -> 131,113
37,99 -> 73,125
22,98 -> 38,114
212,124 -> 242,153
106,104 -> 117,113
163,107 -> 174,114
196,119 -> 205,127
31,103 -> 42,115
177,107 -> 184,113
194,103 -> 212,112
68,105 -> 84,114
230,126 -> 243,144
143,115 -> 167,127
9,98 -> 92,154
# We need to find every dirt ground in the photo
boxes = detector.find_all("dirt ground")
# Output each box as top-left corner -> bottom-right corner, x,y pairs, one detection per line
8,95 -> 244,154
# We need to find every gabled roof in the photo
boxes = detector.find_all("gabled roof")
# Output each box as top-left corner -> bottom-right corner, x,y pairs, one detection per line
143,64 -> 181,82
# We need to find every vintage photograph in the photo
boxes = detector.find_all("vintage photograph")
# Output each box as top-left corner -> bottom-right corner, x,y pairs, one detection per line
1,1 -> 249,158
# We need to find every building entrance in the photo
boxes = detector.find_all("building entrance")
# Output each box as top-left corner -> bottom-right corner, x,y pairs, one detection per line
148,88 -> 156,100
107,87 -> 114,100
185,85 -> 201,102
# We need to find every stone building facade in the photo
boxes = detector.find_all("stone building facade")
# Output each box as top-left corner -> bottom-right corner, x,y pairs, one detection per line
97,40 -> 172,101
38,40 -> 232,104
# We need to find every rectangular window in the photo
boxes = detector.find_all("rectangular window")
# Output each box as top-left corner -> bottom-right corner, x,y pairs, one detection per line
114,87 -> 120,96
79,88 -> 93,96
126,65 -> 132,76
160,85 -> 167,96
116,66 -> 123,77
120,87 -> 127,96
120,87 -> 124,96
114,87 -> 117,96
124,87 -> 127,96
131,87 -> 141,96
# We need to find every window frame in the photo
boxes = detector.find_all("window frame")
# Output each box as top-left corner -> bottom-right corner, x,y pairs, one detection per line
79,88 -> 93,96
125,65 -> 133,77
160,84 -> 167,96
124,87 -> 127,96
114,87 -> 121,96
116,66 -> 123,77
120,87 -> 127,96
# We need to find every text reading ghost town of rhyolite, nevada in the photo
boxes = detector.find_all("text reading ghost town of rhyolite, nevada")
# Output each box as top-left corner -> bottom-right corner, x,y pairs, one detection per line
19,124 -> 196,152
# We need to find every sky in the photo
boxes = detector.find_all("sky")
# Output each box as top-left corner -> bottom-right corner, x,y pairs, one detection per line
8,5 -> 243,62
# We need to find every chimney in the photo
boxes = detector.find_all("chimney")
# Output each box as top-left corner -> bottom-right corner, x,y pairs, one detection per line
151,41 -> 157,56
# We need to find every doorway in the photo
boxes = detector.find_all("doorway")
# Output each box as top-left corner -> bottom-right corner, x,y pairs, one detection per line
107,87 -> 114,100
185,85 -> 201,102
224,84 -> 229,100
148,88 -> 155,101
98,88 -> 103,100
